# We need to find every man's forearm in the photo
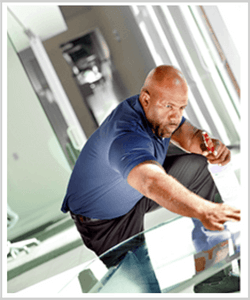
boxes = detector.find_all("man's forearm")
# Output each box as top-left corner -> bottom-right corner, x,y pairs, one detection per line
171,120 -> 205,154
188,129 -> 206,154
172,121 -> 231,166
127,161 -> 240,230
127,161 -> 211,221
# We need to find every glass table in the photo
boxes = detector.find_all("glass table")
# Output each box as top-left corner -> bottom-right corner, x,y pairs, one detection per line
58,216 -> 240,294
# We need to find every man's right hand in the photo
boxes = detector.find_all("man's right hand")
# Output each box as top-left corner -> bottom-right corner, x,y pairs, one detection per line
127,161 -> 241,231
200,202 -> 241,231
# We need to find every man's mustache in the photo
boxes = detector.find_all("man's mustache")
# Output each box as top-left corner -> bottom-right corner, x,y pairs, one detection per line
168,123 -> 179,126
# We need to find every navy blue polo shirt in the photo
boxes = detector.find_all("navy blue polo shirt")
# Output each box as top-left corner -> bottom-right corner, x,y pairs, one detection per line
61,95 -> 186,219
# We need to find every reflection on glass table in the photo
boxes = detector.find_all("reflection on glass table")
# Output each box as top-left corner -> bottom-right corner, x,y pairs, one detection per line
59,216 -> 240,294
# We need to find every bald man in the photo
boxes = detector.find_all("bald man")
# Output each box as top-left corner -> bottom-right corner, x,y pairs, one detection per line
61,65 -> 240,291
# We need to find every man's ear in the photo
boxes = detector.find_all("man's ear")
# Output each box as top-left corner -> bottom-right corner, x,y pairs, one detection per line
140,90 -> 150,109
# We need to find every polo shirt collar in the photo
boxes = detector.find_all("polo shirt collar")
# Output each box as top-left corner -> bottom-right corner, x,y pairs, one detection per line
132,95 -> 166,143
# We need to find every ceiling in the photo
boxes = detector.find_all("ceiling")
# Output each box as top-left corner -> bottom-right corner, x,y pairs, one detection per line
7,4 -> 68,51
59,6 -> 93,21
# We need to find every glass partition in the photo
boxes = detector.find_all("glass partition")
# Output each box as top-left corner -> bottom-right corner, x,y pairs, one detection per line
58,216 -> 240,294
7,8 -> 72,241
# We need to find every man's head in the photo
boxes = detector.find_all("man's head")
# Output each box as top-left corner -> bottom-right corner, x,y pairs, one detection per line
139,65 -> 188,138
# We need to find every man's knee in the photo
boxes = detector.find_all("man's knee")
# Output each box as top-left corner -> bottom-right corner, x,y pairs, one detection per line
185,154 -> 209,181
164,153 -> 208,177
187,153 -> 208,169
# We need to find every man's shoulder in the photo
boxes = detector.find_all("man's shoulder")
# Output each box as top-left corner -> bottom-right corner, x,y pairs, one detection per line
117,94 -> 140,113
117,95 -> 145,123
88,94 -> 149,146
101,95 -> 141,126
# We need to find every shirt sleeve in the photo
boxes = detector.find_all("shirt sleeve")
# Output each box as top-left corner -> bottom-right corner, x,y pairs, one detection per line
109,132 -> 156,179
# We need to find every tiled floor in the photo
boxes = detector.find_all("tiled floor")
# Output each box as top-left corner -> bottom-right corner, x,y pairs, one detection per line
6,150 -> 241,294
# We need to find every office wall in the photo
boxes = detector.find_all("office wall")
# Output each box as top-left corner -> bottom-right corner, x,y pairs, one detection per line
43,6 -> 155,137
93,6 -> 155,95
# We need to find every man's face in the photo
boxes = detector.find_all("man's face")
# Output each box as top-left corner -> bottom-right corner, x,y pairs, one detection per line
143,84 -> 188,138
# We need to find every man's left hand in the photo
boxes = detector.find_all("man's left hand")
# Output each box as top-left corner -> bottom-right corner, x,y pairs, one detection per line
202,138 -> 231,166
